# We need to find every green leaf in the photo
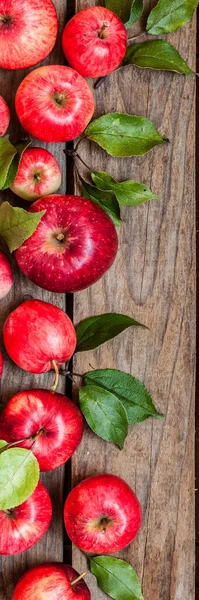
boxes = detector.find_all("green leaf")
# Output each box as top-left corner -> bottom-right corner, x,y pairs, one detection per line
0,440 -> 7,449
2,137 -> 31,190
90,556 -> 144,600
105,0 -> 133,22
92,171 -> 159,206
84,369 -> 163,424
125,0 -> 144,28
0,202 -> 45,252
124,40 -> 194,75
0,447 -> 40,510
146,0 -> 199,35
81,179 -> 121,226
85,113 -> 166,157
76,313 -> 146,352
0,136 -> 17,189
79,385 -> 128,448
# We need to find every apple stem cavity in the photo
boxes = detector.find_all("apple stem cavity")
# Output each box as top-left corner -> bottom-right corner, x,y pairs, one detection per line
71,572 -> 88,586
51,359 -> 59,392
98,21 -> 109,39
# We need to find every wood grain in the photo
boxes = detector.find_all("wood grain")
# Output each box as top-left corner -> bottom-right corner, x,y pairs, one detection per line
0,1 -> 67,598
72,2 -> 196,599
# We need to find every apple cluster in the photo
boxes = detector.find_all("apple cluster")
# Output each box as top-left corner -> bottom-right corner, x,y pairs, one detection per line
0,1 -> 142,598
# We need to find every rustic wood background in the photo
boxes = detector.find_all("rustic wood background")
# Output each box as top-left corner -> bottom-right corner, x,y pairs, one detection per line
0,1 -> 196,599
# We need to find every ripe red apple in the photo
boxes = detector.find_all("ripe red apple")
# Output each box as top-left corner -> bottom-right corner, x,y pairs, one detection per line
15,194 -> 118,293
0,351 -> 3,379
64,473 -> 142,554
15,65 -> 95,143
0,250 -> 13,299
0,95 -> 10,135
0,482 -> 52,555
0,0 -> 58,70
62,6 -> 128,78
3,299 -> 76,374
12,563 -> 90,600
10,147 -> 62,201
0,388 -> 84,471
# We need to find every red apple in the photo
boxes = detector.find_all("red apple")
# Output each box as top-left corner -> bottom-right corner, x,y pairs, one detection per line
12,563 -> 90,600
0,0 -> 58,70
0,388 -> 84,471
0,482 -> 52,555
15,65 -> 95,143
3,299 -> 76,374
0,250 -> 13,299
0,95 -> 10,135
15,194 -> 118,293
10,147 -> 62,201
64,473 -> 142,554
62,6 -> 128,78
0,351 -> 3,379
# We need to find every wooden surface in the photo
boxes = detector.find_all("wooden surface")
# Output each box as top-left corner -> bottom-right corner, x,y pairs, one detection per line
0,0 -> 196,599
0,1 -> 67,598
72,2 -> 196,599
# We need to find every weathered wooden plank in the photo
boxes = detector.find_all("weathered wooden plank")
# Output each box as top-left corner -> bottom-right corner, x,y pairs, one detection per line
0,1 -> 67,598
72,2 -> 196,599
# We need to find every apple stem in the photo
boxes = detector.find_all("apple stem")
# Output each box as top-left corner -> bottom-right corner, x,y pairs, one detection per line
0,431 -> 42,454
51,360 -> 59,392
98,21 -> 109,39
56,233 -> 65,241
71,572 -> 88,586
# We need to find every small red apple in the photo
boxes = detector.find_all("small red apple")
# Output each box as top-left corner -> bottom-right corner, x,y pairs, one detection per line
0,0 -> 58,70
0,351 -> 3,379
10,147 -> 62,201
12,563 -> 90,600
3,299 -> 76,374
64,473 -> 142,554
0,388 -> 84,471
0,482 -> 52,555
0,250 -> 13,299
62,6 -> 128,78
0,95 -> 10,135
15,194 -> 118,293
15,65 -> 95,143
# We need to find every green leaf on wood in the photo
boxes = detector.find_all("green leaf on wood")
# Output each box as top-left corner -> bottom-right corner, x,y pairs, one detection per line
0,447 -> 40,510
79,385 -> 128,448
90,556 -> 144,600
84,369 -> 164,424
0,136 -> 17,190
124,40 -> 194,75
0,202 -> 45,252
85,113 -> 166,157
105,0 -> 134,23
76,313 -> 146,352
92,171 -> 159,206
2,137 -> 31,190
125,0 -> 144,27
81,179 -> 121,226
146,0 -> 199,35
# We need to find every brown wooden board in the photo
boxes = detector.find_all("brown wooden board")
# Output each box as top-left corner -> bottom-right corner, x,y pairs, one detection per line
72,2 -> 196,599
0,0 -> 196,598
0,1 -> 67,598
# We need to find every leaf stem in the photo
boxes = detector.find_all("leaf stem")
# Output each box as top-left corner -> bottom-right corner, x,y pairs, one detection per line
51,360 -> 59,392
